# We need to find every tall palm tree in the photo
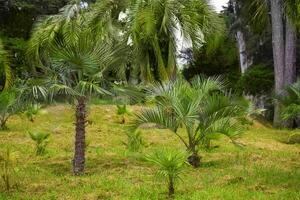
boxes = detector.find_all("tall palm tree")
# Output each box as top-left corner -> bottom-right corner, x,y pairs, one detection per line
132,76 -> 251,167
91,0 -> 223,83
238,0 -> 300,127
0,39 -> 12,90
27,4 -> 126,175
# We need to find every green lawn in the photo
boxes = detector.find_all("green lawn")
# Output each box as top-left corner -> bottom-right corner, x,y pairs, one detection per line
0,105 -> 300,200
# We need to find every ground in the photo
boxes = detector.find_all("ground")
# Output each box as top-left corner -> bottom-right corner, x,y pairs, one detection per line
0,105 -> 299,200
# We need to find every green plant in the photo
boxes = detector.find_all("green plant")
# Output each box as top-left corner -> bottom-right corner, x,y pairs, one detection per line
24,104 -> 41,122
133,76 -> 253,167
145,149 -> 187,197
236,64 -> 274,96
0,89 -> 18,130
0,39 -> 12,89
279,80 -> 300,125
90,0 -> 223,83
124,131 -> 144,152
116,105 -> 131,124
0,148 -> 17,192
288,133 -> 300,144
27,4 -> 126,174
28,131 -> 50,155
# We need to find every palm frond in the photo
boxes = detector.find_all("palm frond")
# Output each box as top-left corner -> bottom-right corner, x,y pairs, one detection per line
0,40 -> 12,89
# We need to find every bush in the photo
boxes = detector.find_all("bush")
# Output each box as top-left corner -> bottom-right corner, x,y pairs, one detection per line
236,64 -> 274,95
28,131 -> 50,155
0,148 -> 18,192
288,133 -> 300,144
145,149 -> 187,197
116,105 -> 131,124
24,104 -> 41,122
0,89 -> 20,130
124,131 -> 144,152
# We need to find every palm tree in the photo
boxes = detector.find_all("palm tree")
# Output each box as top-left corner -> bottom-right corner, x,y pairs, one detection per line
145,149 -> 187,197
90,0 -> 223,83
132,76 -> 250,167
0,39 -> 12,90
27,4 -> 126,175
238,0 -> 300,127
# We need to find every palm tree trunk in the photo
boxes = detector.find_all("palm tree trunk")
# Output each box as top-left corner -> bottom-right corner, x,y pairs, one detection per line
285,18 -> 297,86
270,0 -> 285,127
187,148 -> 201,168
168,175 -> 175,197
73,96 -> 87,175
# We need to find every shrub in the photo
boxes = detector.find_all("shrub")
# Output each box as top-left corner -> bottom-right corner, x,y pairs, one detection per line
24,104 -> 41,122
124,131 -> 144,152
278,80 -> 300,127
0,148 -> 17,192
145,149 -> 187,197
28,131 -> 50,155
116,105 -> 131,124
288,133 -> 300,144
133,76 -> 252,167
0,90 -> 18,130
236,64 -> 274,95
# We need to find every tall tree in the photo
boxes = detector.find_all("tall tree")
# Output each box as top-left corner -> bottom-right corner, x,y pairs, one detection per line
238,0 -> 300,126
91,0 -> 223,83
27,2 -> 126,175
230,0 -> 253,73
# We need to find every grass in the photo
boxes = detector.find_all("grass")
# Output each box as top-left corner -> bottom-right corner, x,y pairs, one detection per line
0,104 -> 299,200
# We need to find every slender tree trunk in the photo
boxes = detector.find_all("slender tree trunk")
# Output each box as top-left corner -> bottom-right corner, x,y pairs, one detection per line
285,18 -> 297,86
187,145 -> 201,168
236,30 -> 252,73
168,176 -> 175,197
233,1 -> 252,74
270,0 -> 285,127
73,96 -> 87,175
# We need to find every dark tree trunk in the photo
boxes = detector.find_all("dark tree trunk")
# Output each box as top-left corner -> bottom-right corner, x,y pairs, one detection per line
187,152 -> 201,168
168,176 -> 175,197
285,18 -> 297,86
270,0 -> 285,127
73,97 -> 87,175
0,117 -> 8,130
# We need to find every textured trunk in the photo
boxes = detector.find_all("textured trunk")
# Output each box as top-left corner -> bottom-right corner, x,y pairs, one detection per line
73,97 -> 87,175
233,1 -> 252,74
168,176 -> 175,197
283,18 -> 297,128
236,30 -> 252,73
284,18 -> 297,86
270,0 -> 285,127
0,116 -> 8,130
187,151 -> 201,168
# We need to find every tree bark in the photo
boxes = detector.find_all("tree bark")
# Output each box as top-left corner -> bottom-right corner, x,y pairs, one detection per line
285,18 -> 297,86
236,30 -> 252,73
73,96 -> 87,175
168,176 -> 175,197
187,151 -> 201,168
233,1 -> 252,74
270,0 -> 285,127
